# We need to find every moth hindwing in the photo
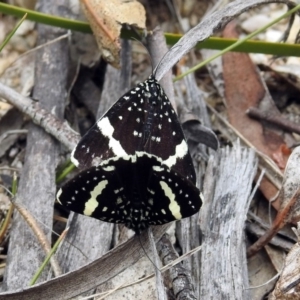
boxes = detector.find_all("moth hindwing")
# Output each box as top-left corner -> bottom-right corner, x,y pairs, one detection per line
57,153 -> 202,234
71,75 -> 196,184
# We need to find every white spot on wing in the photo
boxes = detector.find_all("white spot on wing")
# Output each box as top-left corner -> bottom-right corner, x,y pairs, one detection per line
153,166 -> 164,172
97,117 -> 127,157
160,181 -> 182,219
102,165 -> 115,172
56,189 -> 63,204
84,180 -> 108,216
131,154 -> 137,163
164,140 -> 188,168
147,188 -> 155,195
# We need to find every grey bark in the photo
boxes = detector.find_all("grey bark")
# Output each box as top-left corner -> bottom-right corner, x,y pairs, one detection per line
3,0 -> 69,290
200,143 -> 257,299
175,70 -> 215,298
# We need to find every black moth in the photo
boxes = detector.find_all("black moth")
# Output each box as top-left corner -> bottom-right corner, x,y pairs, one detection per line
57,75 -> 202,233
57,152 -> 202,234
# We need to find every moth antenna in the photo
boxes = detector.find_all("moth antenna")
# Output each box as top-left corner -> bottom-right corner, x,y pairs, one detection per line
138,230 -> 160,272
131,36 -> 154,74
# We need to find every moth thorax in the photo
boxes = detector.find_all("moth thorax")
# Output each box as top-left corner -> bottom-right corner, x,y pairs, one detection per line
131,186 -> 145,209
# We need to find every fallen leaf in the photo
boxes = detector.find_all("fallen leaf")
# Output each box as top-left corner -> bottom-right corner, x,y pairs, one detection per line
80,0 -> 146,68
222,21 -> 292,204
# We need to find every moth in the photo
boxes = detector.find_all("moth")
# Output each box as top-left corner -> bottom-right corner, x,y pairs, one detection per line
57,75 -> 201,233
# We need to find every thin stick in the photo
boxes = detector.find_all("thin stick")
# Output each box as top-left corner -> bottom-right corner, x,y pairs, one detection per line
247,106 -> 300,135
247,188 -> 300,257
148,228 -> 166,300
174,3 -> 300,81
13,202 -> 62,277
2,33 -> 70,73
0,82 -> 80,151
0,13 -> 27,52
30,228 -> 69,286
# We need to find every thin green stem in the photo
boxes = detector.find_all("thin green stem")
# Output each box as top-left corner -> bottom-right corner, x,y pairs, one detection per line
165,34 -> 300,57
0,3 -> 91,33
30,228 -> 68,286
11,172 -> 18,196
174,3 -> 300,81
56,161 -> 76,183
0,13 -> 27,52
0,3 -> 300,57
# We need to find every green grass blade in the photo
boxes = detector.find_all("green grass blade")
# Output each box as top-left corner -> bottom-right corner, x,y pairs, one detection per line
56,160 -> 76,183
165,34 -> 300,57
30,228 -> 68,286
0,3 -> 300,57
0,3 -> 91,33
0,13 -> 27,52
175,3 -> 300,81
